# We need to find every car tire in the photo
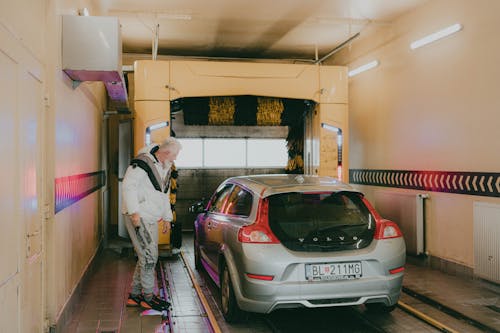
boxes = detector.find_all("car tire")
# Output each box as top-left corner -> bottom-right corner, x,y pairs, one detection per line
366,302 -> 397,313
220,263 -> 243,323
194,239 -> 202,270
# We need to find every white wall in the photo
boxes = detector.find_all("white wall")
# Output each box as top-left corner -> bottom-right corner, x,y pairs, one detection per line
0,1 -> 107,331
45,0 -> 107,328
332,0 -> 500,269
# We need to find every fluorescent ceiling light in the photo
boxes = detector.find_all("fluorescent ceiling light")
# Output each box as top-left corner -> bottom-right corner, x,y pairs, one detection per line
410,23 -> 462,50
157,13 -> 192,20
348,60 -> 379,77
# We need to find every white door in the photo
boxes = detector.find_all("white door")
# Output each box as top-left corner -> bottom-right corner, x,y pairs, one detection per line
0,23 -> 44,333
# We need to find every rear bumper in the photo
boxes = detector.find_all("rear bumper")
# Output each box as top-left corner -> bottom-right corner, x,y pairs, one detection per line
236,273 -> 403,313
229,238 -> 405,313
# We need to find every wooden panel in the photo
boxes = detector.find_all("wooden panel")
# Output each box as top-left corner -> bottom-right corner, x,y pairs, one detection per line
20,71 -> 42,258
134,101 -> 171,154
170,60 -> 319,101
1,18 -> 45,331
0,0 -> 44,59
319,128 -> 338,177
17,41 -> 44,333
319,66 -> 348,104
134,60 -> 170,101
0,278 -> 20,332
21,257 -> 42,333
318,104 -> 348,181
0,47 -> 20,285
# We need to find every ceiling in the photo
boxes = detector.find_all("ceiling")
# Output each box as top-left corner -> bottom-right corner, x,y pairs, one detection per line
97,0 -> 428,62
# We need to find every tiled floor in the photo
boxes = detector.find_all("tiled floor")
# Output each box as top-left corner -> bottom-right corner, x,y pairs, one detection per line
62,248 -> 165,333
403,262 -> 500,332
61,234 -> 500,333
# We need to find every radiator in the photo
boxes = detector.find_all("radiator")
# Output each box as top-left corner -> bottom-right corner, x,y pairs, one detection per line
473,202 -> 500,283
374,191 -> 428,256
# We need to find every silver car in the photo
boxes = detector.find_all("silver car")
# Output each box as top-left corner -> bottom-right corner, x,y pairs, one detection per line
193,174 -> 405,322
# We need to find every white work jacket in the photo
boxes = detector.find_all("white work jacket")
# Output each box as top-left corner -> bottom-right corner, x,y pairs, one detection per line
122,146 -> 173,224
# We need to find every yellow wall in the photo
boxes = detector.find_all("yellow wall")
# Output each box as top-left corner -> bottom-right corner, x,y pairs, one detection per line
332,0 -> 500,268
1,1 -> 107,331
133,60 -> 349,180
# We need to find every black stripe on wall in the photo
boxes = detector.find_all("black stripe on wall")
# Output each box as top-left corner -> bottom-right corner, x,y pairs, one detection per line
349,169 -> 500,198
55,171 -> 106,213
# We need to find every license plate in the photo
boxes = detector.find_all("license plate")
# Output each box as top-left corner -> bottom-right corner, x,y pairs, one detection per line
305,261 -> 362,281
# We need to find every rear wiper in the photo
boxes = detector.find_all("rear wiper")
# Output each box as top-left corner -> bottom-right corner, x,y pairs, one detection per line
316,223 -> 366,233
296,242 -> 343,251
298,243 -> 326,249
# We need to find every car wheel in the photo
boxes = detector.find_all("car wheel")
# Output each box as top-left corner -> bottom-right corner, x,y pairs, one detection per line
366,302 -> 397,313
194,239 -> 202,270
220,263 -> 243,323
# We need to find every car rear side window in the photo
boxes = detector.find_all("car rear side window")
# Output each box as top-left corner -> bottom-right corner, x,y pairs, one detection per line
225,186 -> 253,217
208,184 -> 234,213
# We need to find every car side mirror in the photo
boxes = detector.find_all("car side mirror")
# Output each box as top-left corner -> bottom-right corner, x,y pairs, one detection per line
189,199 -> 207,214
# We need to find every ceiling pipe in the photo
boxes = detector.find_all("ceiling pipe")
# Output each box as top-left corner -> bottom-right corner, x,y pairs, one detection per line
314,32 -> 360,64
152,23 -> 159,60
124,52 -> 316,64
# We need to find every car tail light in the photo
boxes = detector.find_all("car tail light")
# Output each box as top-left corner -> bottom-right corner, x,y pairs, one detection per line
389,266 -> 405,275
374,219 -> 403,239
246,273 -> 274,281
238,198 -> 280,244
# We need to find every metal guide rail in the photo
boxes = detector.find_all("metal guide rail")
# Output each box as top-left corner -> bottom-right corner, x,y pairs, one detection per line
156,254 -> 221,333
156,260 -> 174,333
159,244 -> 496,333
179,251 -> 222,333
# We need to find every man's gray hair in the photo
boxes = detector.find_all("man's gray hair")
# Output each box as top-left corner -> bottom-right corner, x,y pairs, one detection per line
158,137 -> 182,153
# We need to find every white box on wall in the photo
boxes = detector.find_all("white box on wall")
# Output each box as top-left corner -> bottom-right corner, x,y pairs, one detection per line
62,15 -> 122,73
62,15 -> 128,106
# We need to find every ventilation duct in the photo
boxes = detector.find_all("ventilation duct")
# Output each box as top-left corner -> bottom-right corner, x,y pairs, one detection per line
62,15 -> 128,111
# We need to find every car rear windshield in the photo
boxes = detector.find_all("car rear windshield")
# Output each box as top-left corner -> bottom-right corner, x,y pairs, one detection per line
267,191 -> 375,252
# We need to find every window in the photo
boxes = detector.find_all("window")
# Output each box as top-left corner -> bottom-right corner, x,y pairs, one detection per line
205,139 -> 246,167
268,191 -> 374,238
247,139 -> 288,167
176,139 -> 203,167
267,191 -> 375,252
208,184 -> 234,213
225,186 -> 253,217
175,138 -> 287,168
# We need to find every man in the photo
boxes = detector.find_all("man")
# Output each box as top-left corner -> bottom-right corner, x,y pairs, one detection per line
122,137 -> 182,311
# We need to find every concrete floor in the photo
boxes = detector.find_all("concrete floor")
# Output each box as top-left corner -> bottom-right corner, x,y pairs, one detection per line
60,233 -> 500,333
